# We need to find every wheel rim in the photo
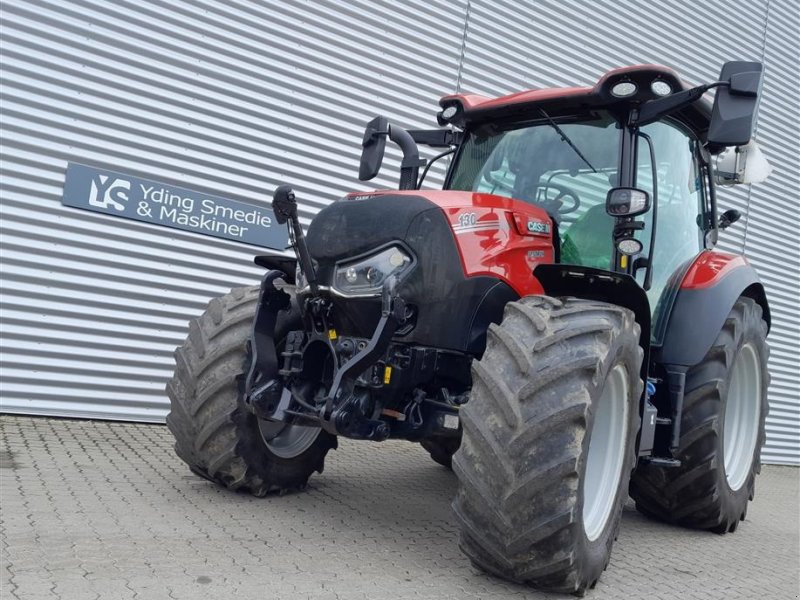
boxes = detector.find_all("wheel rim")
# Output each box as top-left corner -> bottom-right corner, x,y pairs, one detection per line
257,419 -> 321,459
723,343 -> 761,491
583,363 -> 629,542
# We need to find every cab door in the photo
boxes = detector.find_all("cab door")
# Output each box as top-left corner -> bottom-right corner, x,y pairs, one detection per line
634,120 -> 706,312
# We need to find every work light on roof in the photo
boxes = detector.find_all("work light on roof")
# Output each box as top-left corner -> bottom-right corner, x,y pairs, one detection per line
441,106 -> 459,120
610,81 -> 637,97
651,80 -> 672,96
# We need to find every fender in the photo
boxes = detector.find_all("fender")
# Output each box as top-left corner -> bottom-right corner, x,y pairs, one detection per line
254,254 -> 296,283
466,280 -> 520,357
655,250 -> 770,367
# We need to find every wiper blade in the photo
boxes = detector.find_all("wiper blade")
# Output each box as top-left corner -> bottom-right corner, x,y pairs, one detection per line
538,109 -> 597,173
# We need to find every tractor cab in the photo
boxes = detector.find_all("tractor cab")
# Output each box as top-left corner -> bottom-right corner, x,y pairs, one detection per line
445,95 -> 704,309
361,63 -> 769,314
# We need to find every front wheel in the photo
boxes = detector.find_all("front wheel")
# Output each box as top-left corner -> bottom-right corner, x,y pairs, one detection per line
166,285 -> 336,496
630,296 -> 769,532
453,296 -> 643,595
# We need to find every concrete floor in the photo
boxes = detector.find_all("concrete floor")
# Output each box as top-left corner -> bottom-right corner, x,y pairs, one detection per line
1,415 -> 798,600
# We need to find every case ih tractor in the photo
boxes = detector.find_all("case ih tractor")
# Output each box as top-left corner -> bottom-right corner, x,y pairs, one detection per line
167,61 -> 771,595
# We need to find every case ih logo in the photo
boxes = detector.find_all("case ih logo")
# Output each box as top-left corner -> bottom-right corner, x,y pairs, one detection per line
527,220 -> 551,235
88,174 -> 131,211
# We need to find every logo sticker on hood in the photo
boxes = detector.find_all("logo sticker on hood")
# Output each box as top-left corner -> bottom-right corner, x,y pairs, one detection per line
527,220 -> 551,235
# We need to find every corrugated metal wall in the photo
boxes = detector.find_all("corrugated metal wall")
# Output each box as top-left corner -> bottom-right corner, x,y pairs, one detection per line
0,0 -> 466,421
740,0 -> 800,464
1,0 -> 796,463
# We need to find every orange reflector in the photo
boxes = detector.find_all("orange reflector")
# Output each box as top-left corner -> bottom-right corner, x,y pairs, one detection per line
328,329 -> 337,340
383,366 -> 392,384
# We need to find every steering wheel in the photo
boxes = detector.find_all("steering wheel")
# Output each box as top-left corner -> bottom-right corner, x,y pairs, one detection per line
545,182 -> 581,215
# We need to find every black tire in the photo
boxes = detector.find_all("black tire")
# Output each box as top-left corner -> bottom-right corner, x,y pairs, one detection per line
166,284 -> 336,496
421,436 -> 461,469
630,296 -> 769,533
453,296 -> 643,595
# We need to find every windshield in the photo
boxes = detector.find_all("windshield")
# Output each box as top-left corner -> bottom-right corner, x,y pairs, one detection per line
447,112 -> 621,269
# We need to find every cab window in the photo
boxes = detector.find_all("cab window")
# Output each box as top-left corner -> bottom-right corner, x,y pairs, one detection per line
635,121 -> 705,310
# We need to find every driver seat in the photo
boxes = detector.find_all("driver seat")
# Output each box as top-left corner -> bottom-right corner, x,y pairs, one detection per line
560,203 -> 615,269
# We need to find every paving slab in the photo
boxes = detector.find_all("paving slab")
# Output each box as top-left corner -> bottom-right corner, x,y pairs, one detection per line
1,415 -> 798,599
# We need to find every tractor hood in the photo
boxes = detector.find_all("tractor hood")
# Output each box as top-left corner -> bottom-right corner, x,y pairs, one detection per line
304,190 -> 524,353
306,191 -> 445,263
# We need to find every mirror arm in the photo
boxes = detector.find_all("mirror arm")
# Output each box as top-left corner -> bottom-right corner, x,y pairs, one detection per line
706,162 -> 719,246
389,125 -> 427,190
408,129 -> 460,148
631,82 -> 728,127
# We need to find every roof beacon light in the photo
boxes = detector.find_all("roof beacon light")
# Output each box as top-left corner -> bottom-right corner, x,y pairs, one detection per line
651,80 -> 672,96
610,81 -> 637,97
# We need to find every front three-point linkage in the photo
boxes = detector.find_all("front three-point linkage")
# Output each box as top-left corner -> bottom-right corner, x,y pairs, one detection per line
317,275 -> 408,440
251,186 -> 409,440
242,185 -> 318,422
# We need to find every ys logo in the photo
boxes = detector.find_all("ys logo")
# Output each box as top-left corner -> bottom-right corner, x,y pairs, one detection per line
63,163 -> 288,248
89,174 -> 131,211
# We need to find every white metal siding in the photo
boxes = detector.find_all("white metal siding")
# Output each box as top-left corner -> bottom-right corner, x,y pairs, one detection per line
1,0 -> 797,463
741,0 -> 800,464
0,0 -> 466,421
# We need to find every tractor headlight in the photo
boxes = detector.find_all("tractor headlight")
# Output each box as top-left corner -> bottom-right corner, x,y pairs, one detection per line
332,246 -> 413,297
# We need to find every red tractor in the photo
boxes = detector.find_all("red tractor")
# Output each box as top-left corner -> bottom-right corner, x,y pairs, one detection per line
167,62 -> 771,595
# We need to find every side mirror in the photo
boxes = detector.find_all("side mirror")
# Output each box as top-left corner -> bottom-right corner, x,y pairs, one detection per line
271,184 -> 297,224
708,61 -> 763,149
719,209 -> 742,230
606,187 -> 651,217
358,116 -> 389,181
714,140 -> 772,185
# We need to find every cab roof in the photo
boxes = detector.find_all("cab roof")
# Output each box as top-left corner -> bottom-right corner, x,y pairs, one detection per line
440,65 -> 713,136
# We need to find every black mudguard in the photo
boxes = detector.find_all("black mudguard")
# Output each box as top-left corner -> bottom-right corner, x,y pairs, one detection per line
254,255 -> 297,282
650,258 -> 768,452
654,262 -> 770,367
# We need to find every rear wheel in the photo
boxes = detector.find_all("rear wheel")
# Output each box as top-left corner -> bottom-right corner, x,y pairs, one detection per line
453,296 -> 643,595
166,284 -> 336,496
630,297 -> 768,532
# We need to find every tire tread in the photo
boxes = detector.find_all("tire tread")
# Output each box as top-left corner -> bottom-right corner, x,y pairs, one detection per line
453,296 -> 643,594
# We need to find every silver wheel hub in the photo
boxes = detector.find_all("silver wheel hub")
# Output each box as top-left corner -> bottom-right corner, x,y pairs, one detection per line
583,364 -> 629,542
723,343 -> 761,491
257,418 -> 321,459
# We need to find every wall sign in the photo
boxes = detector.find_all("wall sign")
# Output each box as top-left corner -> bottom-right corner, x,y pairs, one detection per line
62,163 -> 288,249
